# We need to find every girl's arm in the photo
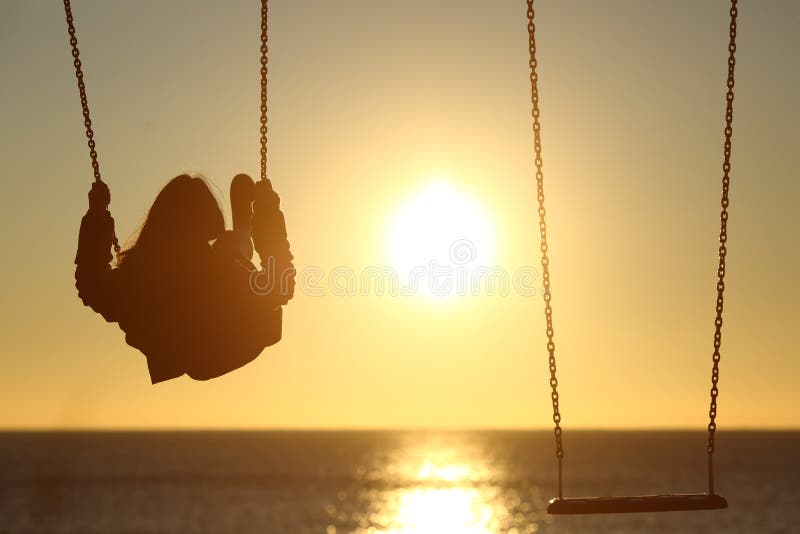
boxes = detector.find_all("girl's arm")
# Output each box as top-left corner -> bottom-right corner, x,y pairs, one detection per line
251,178 -> 295,306
74,182 -> 121,322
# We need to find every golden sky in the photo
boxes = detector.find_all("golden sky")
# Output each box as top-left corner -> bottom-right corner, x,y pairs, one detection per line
0,0 -> 797,429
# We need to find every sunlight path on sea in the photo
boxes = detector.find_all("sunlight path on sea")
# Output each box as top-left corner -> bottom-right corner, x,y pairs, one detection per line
323,434 -> 544,534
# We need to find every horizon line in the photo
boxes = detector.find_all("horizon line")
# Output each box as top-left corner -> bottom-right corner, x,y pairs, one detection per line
1,426 -> 798,432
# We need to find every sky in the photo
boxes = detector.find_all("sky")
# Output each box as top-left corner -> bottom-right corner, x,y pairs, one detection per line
0,0 -> 797,429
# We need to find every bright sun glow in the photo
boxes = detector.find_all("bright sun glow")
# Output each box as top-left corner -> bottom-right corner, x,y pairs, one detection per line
386,179 -> 494,298
385,455 -> 496,533
388,488 -> 494,534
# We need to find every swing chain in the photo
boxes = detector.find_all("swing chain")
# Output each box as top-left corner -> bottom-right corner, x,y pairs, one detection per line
526,0 -> 564,499
260,0 -> 269,182
706,0 -> 738,495
63,0 -> 120,255
63,0 -> 102,185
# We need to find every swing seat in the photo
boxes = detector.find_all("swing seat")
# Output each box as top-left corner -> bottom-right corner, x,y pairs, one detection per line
547,493 -> 728,514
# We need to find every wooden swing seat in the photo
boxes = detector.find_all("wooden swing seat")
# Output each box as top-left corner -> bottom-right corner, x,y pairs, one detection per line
547,493 -> 728,514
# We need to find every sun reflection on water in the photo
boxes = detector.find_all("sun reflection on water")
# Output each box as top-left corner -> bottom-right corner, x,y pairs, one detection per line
417,461 -> 471,483
386,487 -> 495,534
325,436 -> 542,534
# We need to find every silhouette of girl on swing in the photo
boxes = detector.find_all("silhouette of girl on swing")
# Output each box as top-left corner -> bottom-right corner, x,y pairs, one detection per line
75,173 -> 295,384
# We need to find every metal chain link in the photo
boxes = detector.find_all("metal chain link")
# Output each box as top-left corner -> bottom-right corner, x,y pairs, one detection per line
63,0 -> 102,185
525,0 -> 564,500
260,0 -> 269,182
706,0 -> 738,495
63,0 -> 120,254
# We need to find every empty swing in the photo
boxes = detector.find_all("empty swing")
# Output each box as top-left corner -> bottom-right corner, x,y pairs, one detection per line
524,0 -> 739,514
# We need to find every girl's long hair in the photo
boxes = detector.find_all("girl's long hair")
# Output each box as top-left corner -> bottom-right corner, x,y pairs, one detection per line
119,174 -> 224,264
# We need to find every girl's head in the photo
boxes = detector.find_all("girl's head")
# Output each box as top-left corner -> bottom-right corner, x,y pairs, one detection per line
120,174 -> 224,262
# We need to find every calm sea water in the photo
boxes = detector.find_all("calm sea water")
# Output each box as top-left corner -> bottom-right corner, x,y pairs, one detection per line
0,431 -> 796,533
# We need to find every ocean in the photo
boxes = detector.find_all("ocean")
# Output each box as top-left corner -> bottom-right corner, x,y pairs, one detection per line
0,431 -> 796,533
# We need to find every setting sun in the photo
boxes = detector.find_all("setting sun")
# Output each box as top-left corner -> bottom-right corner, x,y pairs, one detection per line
386,180 -> 495,298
